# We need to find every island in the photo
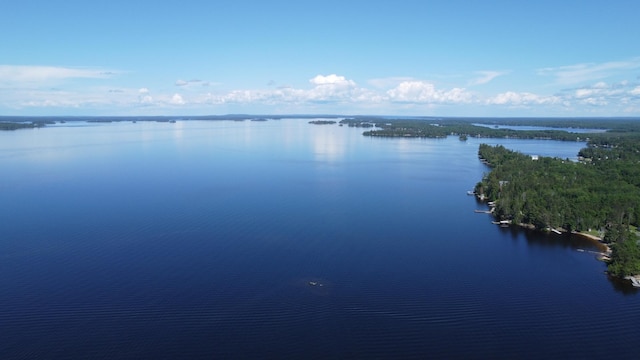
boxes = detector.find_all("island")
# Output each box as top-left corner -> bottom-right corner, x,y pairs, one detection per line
339,117 -> 591,140
0,114 -> 347,131
0,120 -> 52,130
308,120 -> 337,125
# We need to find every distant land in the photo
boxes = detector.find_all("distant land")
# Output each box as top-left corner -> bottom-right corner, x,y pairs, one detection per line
2,114 -> 640,131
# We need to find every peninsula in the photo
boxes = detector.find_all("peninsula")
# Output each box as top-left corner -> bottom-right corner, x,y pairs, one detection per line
473,134 -> 640,283
338,116 -> 640,284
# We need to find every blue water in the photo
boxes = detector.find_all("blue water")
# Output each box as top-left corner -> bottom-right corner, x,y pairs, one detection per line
473,123 -> 607,134
0,120 -> 638,359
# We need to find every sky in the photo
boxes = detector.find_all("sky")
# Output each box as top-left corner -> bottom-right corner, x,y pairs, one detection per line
1,0 -> 640,117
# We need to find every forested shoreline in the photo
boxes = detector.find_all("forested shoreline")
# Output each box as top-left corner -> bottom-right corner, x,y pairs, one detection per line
474,140 -> 640,279
341,115 -> 640,281
340,116 -> 640,142
340,116 -> 640,280
0,121 -> 49,130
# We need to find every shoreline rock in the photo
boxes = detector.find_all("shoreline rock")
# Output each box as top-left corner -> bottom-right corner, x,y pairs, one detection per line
624,275 -> 640,288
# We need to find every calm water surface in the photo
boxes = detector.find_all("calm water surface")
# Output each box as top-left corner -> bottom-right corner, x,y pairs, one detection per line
0,120 -> 638,359
472,123 -> 607,134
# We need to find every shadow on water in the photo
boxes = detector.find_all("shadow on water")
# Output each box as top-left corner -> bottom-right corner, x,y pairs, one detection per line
497,225 -> 606,252
496,225 -> 640,295
606,274 -> 640,295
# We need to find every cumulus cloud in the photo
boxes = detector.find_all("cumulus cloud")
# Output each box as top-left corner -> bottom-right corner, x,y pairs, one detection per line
203,74 -> 363,106
480,80 -> 640,111
192,76 -> 473,109
386,81 -> 472,104
213,87 -> 308,105
487,91 -> 560,106
310,74 -> 355,87
3,67 -> 638,115
136,88 -> 152,104
170,93 -> 185,105
561,81 -> 639,108
139,95 -> 153,104
304,74 -> 361,103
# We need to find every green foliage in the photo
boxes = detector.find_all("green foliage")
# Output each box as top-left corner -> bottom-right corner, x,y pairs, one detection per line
343,119 -> 584,140
309,120 -> 337,125
343,118 -> 600,141
475,143 -> 640,234
475,133 -> 640,278
607,234 -> 640,277
0,122 -> 44,130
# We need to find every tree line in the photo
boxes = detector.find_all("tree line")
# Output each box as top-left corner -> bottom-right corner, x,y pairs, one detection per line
475,142 -> 640,278
340,118 -> 587,141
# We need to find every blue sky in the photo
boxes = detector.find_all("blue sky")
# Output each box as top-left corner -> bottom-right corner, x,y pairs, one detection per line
2,0 -> 640,117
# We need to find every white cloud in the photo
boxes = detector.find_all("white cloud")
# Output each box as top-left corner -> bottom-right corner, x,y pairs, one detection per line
537,57 -> 640,85
575,88 -> 594,98
580,97 -> 608,107
0,65 -> 114,84
386,81 -> 472,104
220,90 -> 266,103
468,71 -> 508,86
304,74 -> 361,103
310,74 -> 355,87
170,93 -> 185,105
487,91 -> 560,106
139,95 -> 153,104
559,81 -> 640,108
203,74 -> 364,106
135,88 -> 153,104
2,66 -> 639,116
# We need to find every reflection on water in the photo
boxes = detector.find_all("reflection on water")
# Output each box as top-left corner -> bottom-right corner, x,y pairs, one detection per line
515,227 -> 607,252
0,119 -> 638,359
310,124 -> 346,162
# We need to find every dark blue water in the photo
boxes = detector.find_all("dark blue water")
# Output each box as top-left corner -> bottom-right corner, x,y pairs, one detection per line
1,120 -> 638,359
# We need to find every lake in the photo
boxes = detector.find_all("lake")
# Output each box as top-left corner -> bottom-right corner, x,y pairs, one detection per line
472,123 -> 607,134
0,119 -> 638,359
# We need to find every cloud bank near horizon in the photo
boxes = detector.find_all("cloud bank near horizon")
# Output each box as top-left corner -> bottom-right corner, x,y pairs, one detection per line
1,59 -> 639,116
